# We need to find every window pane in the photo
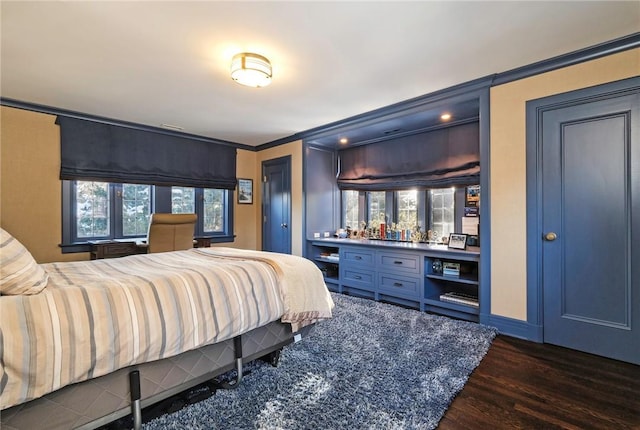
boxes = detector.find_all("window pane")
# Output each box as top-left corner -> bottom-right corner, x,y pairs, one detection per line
397,190 -> 418,229
172,187 -> 195,213
122,184 -> 151,236
368,191 -> 386,225
429,188 -> 455,242
204,189 -> 224,232
76,181 -> 110,238
342,190 -> 360,229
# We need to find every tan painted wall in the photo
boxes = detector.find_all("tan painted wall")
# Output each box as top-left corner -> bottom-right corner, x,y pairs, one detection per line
255,141 -> 304,256
224,148 -> 258,250
490,48 -> 640,321
0,107 -> 82,263
0,106 -> 262,262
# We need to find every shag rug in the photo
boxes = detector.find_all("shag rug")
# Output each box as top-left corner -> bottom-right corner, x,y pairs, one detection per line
144,293 -> 497,430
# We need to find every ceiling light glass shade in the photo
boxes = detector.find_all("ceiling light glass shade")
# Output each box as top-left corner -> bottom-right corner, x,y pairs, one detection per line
230,53 -> 272,87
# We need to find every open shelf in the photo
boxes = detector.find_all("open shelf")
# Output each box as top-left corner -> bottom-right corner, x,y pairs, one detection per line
425,273 -> 478,285
424,295 -> 480,315
424,255 -> 480,321
315,256 -> 340,264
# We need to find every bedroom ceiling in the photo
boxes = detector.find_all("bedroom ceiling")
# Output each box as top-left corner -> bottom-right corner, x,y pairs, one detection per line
1,1 -> 638,147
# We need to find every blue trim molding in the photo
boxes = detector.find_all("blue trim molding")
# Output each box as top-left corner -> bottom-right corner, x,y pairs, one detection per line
0,97 -> 256,152
3,33 -> 637,151
261,32 -> 639,149
493,32 -> 640,86
488,314 -> 543,341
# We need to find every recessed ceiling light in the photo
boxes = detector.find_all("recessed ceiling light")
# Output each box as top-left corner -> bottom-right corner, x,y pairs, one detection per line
440,113 -> 452,121
339,138 -> 348,144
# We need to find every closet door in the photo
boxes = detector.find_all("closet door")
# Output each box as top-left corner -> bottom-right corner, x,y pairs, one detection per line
540,84 -> 639,364
262,156 -> 291,254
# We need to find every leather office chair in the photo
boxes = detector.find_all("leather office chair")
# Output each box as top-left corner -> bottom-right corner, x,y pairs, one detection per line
146,213 -> 197,253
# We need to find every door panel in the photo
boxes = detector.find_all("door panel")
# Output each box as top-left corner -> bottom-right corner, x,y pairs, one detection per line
541,91 -> 639,364
262,157 -> 291,254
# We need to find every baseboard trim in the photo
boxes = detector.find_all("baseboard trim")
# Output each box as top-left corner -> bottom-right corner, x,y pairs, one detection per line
487,314 -> 543,342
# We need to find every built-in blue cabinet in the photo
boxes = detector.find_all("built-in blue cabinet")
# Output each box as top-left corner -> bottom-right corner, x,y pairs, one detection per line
310,239 -> 481,322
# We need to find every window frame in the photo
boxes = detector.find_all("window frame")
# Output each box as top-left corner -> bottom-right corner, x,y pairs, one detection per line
340,187 -> 467,239
61,180 -> 234,253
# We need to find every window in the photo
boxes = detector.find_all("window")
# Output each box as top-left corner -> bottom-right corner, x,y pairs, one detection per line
340,187 -> 460,243
429,188 -> 455,240
62,180 -> 234,250
203,188 -> 225,232
75,181 -> 110,238
396,190 -> 418,230
342,190 -> 360,229
368,191 -> 386,225
122,184 -> 152,236
170,186 -> 228,235
171,186 -> 195,213
73,181 -> 153,240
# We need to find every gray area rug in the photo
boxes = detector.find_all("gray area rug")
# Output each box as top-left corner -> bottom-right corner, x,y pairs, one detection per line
144,293 -> 497,430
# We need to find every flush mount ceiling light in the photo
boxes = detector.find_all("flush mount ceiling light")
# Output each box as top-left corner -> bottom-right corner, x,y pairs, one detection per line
230,52 -> 272,88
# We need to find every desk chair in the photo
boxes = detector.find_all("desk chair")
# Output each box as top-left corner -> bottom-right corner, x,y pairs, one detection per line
146,213 -> 197,253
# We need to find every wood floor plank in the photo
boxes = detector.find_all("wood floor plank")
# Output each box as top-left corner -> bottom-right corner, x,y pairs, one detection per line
438,335 -> 640,429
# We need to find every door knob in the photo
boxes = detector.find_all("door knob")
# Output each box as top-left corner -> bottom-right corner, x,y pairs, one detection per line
544,232 -> 557,241
281,223 -> 288,229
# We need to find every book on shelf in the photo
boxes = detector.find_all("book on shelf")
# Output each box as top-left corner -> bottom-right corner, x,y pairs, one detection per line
439,292 -> 479,307
320,252 -> 340,262
442,261 -> 460,277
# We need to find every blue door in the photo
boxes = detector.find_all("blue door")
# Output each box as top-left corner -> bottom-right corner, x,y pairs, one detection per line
540,82 -> 639,364
262,156 -> 291,254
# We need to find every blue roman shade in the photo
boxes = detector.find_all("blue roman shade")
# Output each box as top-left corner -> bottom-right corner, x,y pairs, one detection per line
337,122 -> 479,190
56,116 -> 237,189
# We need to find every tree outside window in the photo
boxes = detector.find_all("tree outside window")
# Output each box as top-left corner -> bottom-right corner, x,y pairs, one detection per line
122,184 -> 151,236
172,187 -> 195,214
203,188 -> 224,232
64,181 -> 234,246
368,191 -> 386,225
76,181 -> 110,238
397,190 -> 418,230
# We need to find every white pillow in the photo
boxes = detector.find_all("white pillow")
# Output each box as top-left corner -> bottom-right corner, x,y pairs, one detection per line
0,228 -> 48,295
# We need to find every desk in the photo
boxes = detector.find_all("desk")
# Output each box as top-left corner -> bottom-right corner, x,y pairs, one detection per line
89,241 -> 147,260
90,238 -> 212,259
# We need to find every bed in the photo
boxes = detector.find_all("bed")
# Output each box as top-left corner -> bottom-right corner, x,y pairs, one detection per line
0,228 -> 334,429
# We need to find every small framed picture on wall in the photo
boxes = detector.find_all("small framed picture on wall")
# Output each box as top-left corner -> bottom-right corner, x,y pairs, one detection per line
237,178 -> 253,204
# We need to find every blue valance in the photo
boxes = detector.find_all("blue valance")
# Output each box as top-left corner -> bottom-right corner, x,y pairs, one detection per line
56,116 -> 237,189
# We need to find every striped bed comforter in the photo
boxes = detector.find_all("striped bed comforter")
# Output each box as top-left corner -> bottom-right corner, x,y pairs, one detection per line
0,247 -> 333,410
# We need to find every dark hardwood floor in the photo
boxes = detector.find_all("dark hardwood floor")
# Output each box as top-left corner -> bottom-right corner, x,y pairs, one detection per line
439,335 -> 640,429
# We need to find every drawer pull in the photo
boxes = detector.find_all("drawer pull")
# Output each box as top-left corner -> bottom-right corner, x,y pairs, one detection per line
394,261 -> 403,265
393,282 -> 403,287
354,275 -> 362,280
355,256 -> 362,260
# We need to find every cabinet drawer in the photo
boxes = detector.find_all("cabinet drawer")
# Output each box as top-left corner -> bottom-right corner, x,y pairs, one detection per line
341,268 -> 375,291
378,273 -> 421,298
378,252 -> 421,275
104,243 -> 137,255
91,242 -> 140,259
341,247 -> 375,266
